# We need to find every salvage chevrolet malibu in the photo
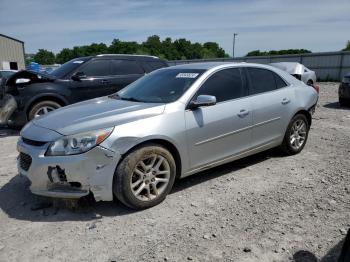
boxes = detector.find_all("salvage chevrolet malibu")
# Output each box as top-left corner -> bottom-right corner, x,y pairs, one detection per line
17,63 -> 318,209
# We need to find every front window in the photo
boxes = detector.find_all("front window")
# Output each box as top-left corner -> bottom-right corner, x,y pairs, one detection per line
117,68 -> 205,103
50,57 -> 90,78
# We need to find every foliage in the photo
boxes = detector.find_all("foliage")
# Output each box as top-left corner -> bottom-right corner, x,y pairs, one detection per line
246,49 -> 312,57
31,35 -> 229,64
342,41 -> 350,51
33,49 -> 56,64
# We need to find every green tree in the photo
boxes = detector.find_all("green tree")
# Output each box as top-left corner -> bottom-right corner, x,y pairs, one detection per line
33,49 -> 55,64
342,41 -> 350,51
42,35 -> 230,64
246,49 -> 311,57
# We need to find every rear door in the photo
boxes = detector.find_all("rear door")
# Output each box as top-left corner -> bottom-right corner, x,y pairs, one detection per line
109,59 -> 145,92
185,67 -> 252,170
245,67 -> 293,148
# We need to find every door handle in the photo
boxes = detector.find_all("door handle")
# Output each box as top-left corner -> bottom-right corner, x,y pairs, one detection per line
281,98 -> 291,105
237,109 -> 249,118
100,79 -> 110,84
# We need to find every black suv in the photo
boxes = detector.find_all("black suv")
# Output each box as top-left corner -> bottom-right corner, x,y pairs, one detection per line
0,54 -> 168,125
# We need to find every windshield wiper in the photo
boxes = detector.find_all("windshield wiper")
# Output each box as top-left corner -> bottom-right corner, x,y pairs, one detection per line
108,93 -> 120,99
120,96 -> 142,102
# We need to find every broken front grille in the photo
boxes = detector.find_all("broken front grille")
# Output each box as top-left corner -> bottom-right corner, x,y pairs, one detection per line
19,152 -> 32,171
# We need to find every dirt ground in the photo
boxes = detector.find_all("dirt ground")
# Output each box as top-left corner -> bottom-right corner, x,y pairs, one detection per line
0,82 -> 349,262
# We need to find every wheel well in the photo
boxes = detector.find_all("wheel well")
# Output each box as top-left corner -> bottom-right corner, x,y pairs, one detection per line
294,110 -> 312,128
307,79 -> 313,85
26,96 -> 66,116
121,139 -> 182,179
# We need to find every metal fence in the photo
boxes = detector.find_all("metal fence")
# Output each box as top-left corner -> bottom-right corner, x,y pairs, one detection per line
168,51 -> 350,81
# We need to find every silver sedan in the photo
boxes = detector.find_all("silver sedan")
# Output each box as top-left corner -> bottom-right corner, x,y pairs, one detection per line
17,62 -> 318,209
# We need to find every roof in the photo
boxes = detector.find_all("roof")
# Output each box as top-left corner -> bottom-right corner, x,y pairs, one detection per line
0,34 -> 24,44
94,54 -> 162,61
170,62 -> 239,70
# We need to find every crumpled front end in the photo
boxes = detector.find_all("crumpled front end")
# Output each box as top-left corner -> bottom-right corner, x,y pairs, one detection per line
17,136 -> 121,201
0,94 -> 17,126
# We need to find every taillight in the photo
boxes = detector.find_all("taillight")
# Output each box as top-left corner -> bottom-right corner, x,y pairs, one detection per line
311,84 -> 320,94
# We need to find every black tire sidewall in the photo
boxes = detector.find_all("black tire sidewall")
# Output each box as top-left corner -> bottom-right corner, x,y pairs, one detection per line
114,144 -> 176,209
283,114 -> 309,155
28,101 -> 61,120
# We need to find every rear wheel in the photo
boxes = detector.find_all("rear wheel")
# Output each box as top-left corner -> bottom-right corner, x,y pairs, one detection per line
113,144 -> 176,209
339,97 -> 347,107
306,80 -> 313,86
28,100 -> 61,120
281,114 -> 309,155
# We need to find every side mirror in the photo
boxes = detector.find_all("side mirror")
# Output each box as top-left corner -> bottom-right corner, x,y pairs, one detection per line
189,95 -> 216,110
71,72 -> 86,81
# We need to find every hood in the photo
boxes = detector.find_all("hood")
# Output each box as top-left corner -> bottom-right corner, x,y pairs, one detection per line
6,70 -> 56,87
33,96 -> 165,135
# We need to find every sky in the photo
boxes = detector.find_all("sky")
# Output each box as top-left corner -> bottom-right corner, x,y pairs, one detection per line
1,0 -> 350,57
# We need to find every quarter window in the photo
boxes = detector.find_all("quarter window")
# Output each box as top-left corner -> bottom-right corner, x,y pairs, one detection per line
196,68 -> 244,103
111,60 -> 144,75
82,60 -> 111,76
247,68 -> 277,95
274,73 -> 287,89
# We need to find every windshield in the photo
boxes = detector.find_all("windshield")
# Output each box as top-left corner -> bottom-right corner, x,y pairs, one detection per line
50,57 -> 90,78
0,71 -> 16,78
117,68 -> 205,103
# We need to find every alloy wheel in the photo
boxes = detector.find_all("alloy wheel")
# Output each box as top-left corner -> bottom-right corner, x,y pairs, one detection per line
33,106 -> 56,118
289,119 -> 307,150
130,154 -> 171,201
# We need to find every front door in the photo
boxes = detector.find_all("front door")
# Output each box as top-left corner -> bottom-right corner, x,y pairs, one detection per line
185,67 -> 252,170
69,59 -> 114,102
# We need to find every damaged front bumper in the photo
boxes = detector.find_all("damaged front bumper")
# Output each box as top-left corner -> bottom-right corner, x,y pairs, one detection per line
0,94 -> 17,126
17,137 -> 121,201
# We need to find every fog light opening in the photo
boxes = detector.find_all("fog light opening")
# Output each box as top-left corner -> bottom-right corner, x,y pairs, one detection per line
69,182 -> 82,188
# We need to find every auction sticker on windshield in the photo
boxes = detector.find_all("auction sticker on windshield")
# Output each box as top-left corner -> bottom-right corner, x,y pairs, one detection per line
176,73 -> 199,78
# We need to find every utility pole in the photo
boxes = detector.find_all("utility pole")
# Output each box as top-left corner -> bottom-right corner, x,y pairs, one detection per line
233,33 -> 238,58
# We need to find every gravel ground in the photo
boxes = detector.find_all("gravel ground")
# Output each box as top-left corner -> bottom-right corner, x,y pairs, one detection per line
0,82 -> 349,262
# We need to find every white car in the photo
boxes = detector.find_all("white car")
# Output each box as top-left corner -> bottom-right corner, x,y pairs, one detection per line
270,62 -> 316,86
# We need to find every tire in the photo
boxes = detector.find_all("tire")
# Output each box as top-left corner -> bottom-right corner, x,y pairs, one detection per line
306,80 -> 313,86
28,100 -> 61,120
113,143 -> 176,209
339,97 -> 347,107
280,114 -> 309,155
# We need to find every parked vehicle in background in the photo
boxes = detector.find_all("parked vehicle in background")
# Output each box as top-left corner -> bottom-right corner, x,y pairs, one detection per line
0,54 -> 168,126
17,62 -> 318,209
270,62 -> 317,86
339,73 -> 350,106
0,70 -> 17,80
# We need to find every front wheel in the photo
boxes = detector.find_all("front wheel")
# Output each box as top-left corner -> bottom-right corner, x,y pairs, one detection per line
113,144 -> 176,209
280,114 -> 309,155
28,100 -> 61,120
339,97 -> 347,107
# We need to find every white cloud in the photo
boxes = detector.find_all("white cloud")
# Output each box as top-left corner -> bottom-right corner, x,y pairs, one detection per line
1,0 -> 349,56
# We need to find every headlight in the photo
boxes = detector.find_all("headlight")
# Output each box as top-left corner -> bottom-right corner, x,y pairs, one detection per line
46,128 -> 113,156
